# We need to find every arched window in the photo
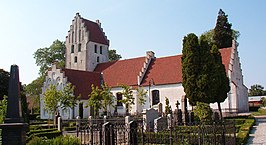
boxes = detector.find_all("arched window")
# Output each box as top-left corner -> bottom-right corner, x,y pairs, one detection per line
74,56 -> 77,63
97,56 -> 100,63
100,46 -> 103,54
94,45 -> 97,53
152,90 -> 160,105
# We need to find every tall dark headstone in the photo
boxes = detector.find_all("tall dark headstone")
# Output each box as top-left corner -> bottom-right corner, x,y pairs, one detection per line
0,65 -> 27,145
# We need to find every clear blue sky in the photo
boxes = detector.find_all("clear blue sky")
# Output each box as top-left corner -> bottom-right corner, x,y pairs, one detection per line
0,1 -> 265,89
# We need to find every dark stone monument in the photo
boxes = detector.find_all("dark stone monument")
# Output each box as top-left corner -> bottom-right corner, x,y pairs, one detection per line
0,65 -> 28,145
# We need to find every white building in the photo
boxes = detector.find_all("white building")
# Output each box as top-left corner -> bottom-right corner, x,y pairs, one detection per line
40,13 -> 248,119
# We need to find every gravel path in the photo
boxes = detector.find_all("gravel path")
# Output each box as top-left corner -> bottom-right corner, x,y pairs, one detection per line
247,116 -> 266,145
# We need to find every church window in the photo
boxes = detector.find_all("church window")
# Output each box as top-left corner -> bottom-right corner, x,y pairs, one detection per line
78,44 -> 81,52
94,45 -> 97,53
97,56 -> 99,63
116,93 -> 122,106
74,56 -> 77,63
71,45 -> 74,53
79,30 -> 81,42
100,46 -> 103,54
152,90 -> 160,106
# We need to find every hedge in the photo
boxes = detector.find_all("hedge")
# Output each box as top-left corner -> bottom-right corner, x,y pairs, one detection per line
27,128 -> 57,136
27,130 -> 62,142
236,118 -> 255,145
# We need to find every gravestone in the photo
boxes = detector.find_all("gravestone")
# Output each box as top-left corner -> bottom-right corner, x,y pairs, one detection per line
154,117 -> 167,132
0,65 -> 28,145
142,108 -> 160,131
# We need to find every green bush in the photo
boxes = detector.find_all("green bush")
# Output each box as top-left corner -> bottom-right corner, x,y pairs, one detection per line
194,102 -> 213,121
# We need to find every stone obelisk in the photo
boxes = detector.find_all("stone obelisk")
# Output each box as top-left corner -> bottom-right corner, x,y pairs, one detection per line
0,65 -> 27,145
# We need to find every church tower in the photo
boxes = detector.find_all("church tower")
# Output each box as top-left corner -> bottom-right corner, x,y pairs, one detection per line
65,13 -> 109,71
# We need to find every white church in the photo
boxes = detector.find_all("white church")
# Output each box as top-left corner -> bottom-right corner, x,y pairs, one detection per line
40,13 -> 248,119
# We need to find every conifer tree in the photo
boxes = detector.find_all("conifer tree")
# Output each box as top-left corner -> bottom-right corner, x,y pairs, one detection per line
182,33 -> 201,106
210,45 -> 230,119
213,9 -> 233,49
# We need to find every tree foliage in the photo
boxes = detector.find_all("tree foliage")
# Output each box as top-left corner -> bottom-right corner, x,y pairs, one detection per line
0,95 -> 8,123
43,85 -> 62,116
136,87 -> 147,108
101,83 -> 114,114
213,9 -> 233,49
120,85 -> 134,114
194,102 -> 213,121
182,33 -> 214,106
34,40 -> 65,75
25,75 -> 45,113
164,97 -> 172,115
109,49 -> 122,61
0,69 -> 9,100
61,83 -> 78,110
87,85 -> 102,118
248,84 -> 266,96
202,29 -> 240,46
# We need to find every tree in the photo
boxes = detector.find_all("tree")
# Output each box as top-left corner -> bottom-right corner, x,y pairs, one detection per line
61,83 -> 79,118
182,34 -> 214,105
109,49 -> 122,61
261,97 -> 266,107
25,75 -> 45,114
34,40 -> 65,75
21,84 -> 29,123
0,69 -> 9,100
210,44 -> 230,119
120,85 -> 134,114
182,33 -> 201,106
248,84 -> 266,96
136,87 -> 147,112
202,29 -> 240,47
87,85 -> 102,118
43,85 -> 62,123
101,83 -> 114,115
164,97 -> 172,115
213,9 -> 233,49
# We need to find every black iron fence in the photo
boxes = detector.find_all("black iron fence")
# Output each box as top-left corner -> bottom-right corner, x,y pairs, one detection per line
61,117 -> 236,145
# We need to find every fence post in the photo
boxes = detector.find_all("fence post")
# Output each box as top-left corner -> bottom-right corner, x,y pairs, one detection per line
233,120 -> 236,145
168,114 -> 173,145
88,116 -> 93,144
76,116 -> 80,137
103,122 -> 114,145
57,117 -> 62,131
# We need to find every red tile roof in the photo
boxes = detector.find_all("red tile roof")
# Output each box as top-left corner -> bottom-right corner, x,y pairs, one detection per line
62,68 -> 101,100
82,18 -> 109,45
95,57 -> 146,87
141,55 -> 183,86
95,48 -> 233,87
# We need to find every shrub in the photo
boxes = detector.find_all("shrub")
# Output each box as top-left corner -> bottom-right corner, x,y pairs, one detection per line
194,102 -> 213,121
236,131 -> 249,145
27,130 -> 62,142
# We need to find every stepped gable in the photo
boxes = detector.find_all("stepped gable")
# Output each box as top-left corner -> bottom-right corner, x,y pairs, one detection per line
95,57 -> 146,87
82,18 -> 109,45
62,68 -> 101,99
